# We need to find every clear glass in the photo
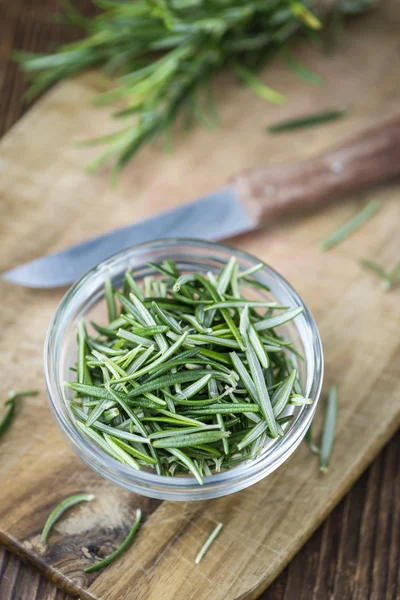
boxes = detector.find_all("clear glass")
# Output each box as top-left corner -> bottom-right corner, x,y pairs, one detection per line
44,239 -> 323,501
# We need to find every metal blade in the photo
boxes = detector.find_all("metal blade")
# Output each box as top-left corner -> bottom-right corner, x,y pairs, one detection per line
2,187 -> 254,288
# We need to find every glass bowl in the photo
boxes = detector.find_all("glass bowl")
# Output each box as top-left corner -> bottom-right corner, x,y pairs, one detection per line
44,239 -> 323,501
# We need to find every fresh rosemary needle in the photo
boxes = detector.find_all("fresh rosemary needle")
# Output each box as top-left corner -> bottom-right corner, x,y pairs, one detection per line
267,108 -> 347,134
41,492 -> 95,543
360,258 -> 400,291
321,201 -> 381,251
319,385 -> 338,473
0,390 -> 39,438
84,508 -> 142,573
195,523 -> 223,564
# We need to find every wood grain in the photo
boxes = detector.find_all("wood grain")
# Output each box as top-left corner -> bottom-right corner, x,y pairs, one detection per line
0,1 -> 400,599
234,115 -> 400,224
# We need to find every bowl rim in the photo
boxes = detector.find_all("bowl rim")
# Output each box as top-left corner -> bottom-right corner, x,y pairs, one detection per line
44,238 -> 324,499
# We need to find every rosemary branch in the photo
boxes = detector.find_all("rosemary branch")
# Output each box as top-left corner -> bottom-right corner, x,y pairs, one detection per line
14,0 -> 374,177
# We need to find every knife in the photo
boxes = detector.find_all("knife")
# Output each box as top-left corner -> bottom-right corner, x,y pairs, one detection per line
3,116 -> 400,288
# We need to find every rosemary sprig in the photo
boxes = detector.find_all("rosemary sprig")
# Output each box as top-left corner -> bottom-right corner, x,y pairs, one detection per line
360,258 -> 400,291
84,508 -> 142,573
66,257 -> 309,482
321,201 -> 381,250
267,108 -> 347,133
195,522 -> 223,564
14,0 -> 370,177
0,390 -> 39,438
41,492 -> 95,543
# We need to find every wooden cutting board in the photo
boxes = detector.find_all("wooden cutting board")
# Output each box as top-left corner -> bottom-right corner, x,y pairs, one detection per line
1,3 -> 400,599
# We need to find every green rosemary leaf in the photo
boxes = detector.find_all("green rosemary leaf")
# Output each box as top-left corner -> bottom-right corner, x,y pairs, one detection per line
319,385 -> 338,472
86,398 -> 112,427
182,404 -> 260,415
272,369 -> 297,417
254,307 -> 303,331
0,389 -> 39,438
84,509 -> 142,573
128,293 -> 169,352
186,334 -> 241,349
281,48 -> 323,86
149,424 -> 221,440
91,420 -> 150,444
41,492 -> 95,543
104,433 -> 140,469
198,348 -> 232,366
117,332 -> 188,381
77,320 -> 89,385
321,201 -> 381,250
360,258 -> 400,291
305,424 -> 320,455
233,63 -> 286,104
175,374 -> 212,400
204,300 -> 277,311
109,437 -> 158,465
249,323 -> 270,369
290,2 -> 322,29
237,263 -> 264,279
117,328 -> 155,348
195,523 -> 223,564
267,108 -> 346,133
237,420 -> 268,450
105,272 -> 117,323
124,270 -> 144,299
130,325 -> 169,336
166,448 -> 203,485
245,342 -> 279,437
151,301 -> 184,334
66,382 -> 114,401
152,430 -> 230,448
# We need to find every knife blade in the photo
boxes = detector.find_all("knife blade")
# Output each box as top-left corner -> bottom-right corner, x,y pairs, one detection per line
3,116 -> 400,288
2,188 -> 254,288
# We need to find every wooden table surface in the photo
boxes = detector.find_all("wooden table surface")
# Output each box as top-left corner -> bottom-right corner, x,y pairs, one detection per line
0,2 -> 399,599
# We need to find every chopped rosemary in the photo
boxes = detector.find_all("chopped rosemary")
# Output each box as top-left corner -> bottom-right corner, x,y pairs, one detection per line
195,522 -> 223,564
319,385 -> 338,473
66,257 -> 309,482
321,201 -> 381,250
360,258 -> 400,291
84,508 -> 142,573
267,108 -> 347,133
0,390 -> 39,438
41,492 -> 95,543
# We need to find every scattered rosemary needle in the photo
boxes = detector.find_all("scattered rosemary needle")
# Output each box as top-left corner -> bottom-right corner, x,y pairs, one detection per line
305,424 -> 320,455
41,492 -> 95,543
84,509 -> 142,573
319,385 -> 338,473
360,258 -> 400,291
0,390 -> 39,438
195,523 -> 223,564
267,108 -> 347,134
321,201 -> 381,251
66,257 -> 309,482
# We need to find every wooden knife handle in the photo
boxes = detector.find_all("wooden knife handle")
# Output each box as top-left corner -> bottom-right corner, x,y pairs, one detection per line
232,117 -> 400,225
